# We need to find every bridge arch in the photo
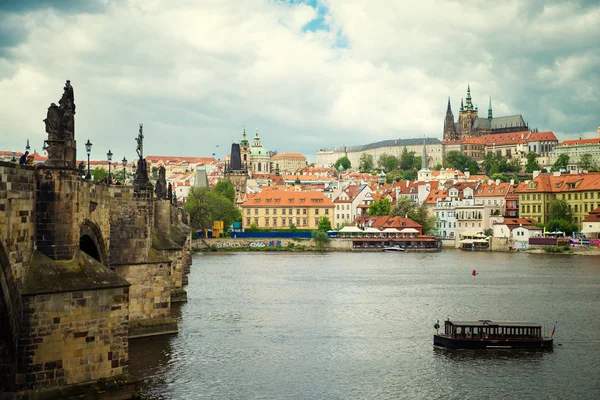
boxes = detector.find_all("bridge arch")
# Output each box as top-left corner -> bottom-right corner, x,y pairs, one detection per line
79,220 -> 108,266
0,234 -> 21,389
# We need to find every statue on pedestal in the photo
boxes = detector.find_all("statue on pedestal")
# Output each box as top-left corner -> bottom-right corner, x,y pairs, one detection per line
154,166 -> 167,199
168,182 -> 173,203
43,80 -> 77,167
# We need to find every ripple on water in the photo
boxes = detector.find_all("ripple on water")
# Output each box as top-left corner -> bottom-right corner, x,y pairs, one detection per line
128,251 -> 600,400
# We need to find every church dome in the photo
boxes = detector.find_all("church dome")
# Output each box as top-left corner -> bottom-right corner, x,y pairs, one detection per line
250,146 -> 269,156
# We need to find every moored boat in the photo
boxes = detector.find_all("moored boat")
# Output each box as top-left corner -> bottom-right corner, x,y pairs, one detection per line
434,319 -> 554,350
383,246 -> 405,252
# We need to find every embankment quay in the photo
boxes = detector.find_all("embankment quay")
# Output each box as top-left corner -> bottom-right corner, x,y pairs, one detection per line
1,81 -> 191,399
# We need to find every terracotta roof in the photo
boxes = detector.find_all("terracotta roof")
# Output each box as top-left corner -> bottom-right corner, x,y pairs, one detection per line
583,207 -> 600,222
241,190 -> 334,208
474,182 -> 511,197
425,189 -> 448,204
481,131 -> 529,146
527,131 -> 557,142
462,137 -> 485,145
147,156 -> 217,164
515,173 -> 600,194
559,138 -> 600,147
467,175 -> 490,181
271,153 -> 306,159
355,215 -> 422,231
432,169 -> 465,177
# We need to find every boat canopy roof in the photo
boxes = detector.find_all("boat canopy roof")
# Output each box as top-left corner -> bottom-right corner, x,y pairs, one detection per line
445,319 -> 541,328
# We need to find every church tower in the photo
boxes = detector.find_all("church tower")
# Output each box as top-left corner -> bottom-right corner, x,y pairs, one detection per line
240,126 -> 250,168
458,84 -> 479,139
443,97 -> 457,140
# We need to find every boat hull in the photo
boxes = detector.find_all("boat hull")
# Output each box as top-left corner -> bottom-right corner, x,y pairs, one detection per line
383,247 -> 405,252
433,334 -> 553,350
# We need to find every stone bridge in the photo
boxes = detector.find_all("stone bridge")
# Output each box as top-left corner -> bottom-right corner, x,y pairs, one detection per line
0,83 -> 191,399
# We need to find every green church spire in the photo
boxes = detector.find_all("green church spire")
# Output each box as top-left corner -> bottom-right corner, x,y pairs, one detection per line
465,84 -> 473,110
488,96 -> 493,120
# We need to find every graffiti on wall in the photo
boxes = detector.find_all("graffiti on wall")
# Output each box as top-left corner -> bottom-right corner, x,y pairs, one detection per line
215,240 -> 283,248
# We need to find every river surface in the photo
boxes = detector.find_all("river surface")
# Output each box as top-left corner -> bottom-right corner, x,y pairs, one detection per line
129,251 -> 600,399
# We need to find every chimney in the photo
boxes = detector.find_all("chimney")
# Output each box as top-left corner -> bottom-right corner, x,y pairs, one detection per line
488,179 -> 493,185
510,179 -> 515,185
496,179 -> 500,186
553,171 -> 561,177
465,171 -> 470,179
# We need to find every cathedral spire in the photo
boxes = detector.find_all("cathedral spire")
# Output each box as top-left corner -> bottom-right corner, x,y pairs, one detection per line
421,137 -> 428,170
465,84 -> 473,110
446,97 -> 452,113
460,98 -> 464,111
488,96 -> 493,120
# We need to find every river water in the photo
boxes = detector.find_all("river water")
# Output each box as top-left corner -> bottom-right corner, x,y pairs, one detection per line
129,251 -> 600,399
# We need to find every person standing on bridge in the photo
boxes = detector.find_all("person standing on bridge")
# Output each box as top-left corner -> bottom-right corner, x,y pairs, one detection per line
19,151 -> 29,165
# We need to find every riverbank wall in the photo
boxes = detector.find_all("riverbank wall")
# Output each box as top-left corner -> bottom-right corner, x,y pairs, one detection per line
192,238 -> 353,251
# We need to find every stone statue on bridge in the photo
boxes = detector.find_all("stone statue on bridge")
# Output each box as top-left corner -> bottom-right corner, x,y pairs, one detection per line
155,166 -> 167,199
43,80 -> 77,167
168,182 -> 173,203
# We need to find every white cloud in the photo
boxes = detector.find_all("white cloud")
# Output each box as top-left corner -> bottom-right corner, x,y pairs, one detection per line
0,0 -> 598,161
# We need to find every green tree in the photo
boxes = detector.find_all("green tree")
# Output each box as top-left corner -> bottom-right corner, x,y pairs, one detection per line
399,148 -> 415,171
549,199 -> 573,222
578,153 -> 597,172
525,151 -> 540,173
359,154 -> 374,172
546,219 -> 578,235
412,156 -> 422,170
334,156 -> 351,170
551,154 -> 569,172
443,150 -> 470,171
483,228 -> 494,237
467,161 -> 479,175
378,154 -> 399,172
289,223 -> 297,231
507,158 -> 522,173
214,179 -> 236,203
390,197 -> 413,218
185,186 -> 241,230
317,216 -> 332,232
312,230 -> 330,249
91,167 -> 108,182
433,163 -> 443,171
368,197 -> 392,216
408,203 -> 438,235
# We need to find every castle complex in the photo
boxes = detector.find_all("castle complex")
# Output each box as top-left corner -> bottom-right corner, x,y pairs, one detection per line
443,85 -> 528,140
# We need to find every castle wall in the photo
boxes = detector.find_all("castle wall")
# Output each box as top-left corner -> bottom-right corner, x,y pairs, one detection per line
17,286 -> 130,391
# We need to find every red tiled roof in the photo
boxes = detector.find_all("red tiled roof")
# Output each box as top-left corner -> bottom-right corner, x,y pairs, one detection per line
559,138 -> 600,146
515,172 -> 600,194
527,131 -> 557,142
241,190 -> 333,208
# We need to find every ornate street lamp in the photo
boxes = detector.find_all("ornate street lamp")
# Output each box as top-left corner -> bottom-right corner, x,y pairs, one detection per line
122,157 -> 127,181
85,139 -> 92,179
11,154 -> 17,163
107,149 -> 113,183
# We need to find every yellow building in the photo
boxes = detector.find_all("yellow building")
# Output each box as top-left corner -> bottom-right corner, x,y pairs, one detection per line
241,188 -> 334,229
516,172 -> 600,227
270,153 -> 307,174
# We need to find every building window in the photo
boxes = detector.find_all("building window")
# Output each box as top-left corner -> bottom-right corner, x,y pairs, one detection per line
273,218 -> 277,226
314,218 -> 319,226
325,209 -> 329,215
315,209 -> 320,215
297,209 -> 300,215
246,218 -> 250,225
254,218 -> 258,225
246,209 -> 250,215
282,209 -> 286,215
303,209 -> 307,215
266,209 -> 270,215
265,218 -> 270,226
273,208 -> 277,215
303,218 -> 307,226
254,209 -> 258,215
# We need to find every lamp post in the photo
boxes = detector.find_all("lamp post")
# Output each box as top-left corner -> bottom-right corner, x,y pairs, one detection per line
85,139 -> 92,179
107,149 -> 113,183
122,157 -> 127,182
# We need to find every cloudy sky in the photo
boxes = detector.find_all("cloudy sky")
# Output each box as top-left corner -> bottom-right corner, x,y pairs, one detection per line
0,0 -> 598,161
